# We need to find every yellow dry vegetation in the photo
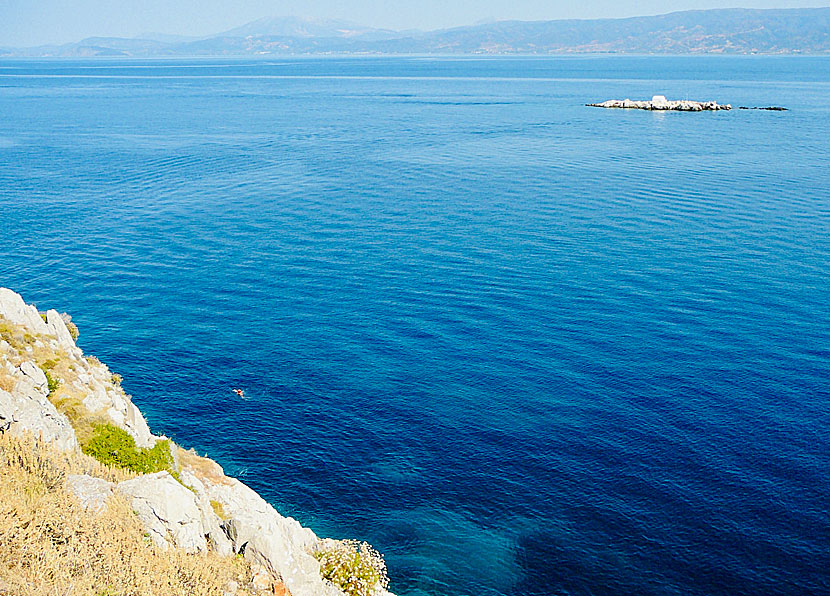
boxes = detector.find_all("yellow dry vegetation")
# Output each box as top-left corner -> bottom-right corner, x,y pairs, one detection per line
1,431 -> 135,484
0,433 -> 252,596
0,368 -> 15,393
179,448 -> 233,486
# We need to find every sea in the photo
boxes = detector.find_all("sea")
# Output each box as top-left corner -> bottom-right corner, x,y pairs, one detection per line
0,56 -> 828,596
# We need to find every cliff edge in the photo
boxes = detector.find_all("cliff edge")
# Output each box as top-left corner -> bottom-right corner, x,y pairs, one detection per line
0,287 -> 393,596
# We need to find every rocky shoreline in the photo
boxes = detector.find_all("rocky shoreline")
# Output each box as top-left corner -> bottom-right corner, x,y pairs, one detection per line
0,287 -> 394,596
588,95 -> 731,111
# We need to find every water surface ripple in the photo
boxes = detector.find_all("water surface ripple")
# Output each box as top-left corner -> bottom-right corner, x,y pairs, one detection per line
1,56 -> 828,596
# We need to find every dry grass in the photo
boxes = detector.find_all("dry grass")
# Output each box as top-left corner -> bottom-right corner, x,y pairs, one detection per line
0,432 -> 252,596
0,369 -> 16,393
179,448 -> 233,486
52,394 -> 111,448
0,320 -> 27,352
0,432 -> 136,485
210,499 -> 229,521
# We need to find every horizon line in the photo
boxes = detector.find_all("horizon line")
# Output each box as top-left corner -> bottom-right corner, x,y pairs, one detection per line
7,6 -> 830,50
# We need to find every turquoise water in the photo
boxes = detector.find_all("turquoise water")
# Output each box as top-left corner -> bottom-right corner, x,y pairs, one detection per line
1,56 -> 828,596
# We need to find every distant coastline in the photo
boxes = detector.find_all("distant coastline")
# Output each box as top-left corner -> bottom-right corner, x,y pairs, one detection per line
3,8 -> 829,57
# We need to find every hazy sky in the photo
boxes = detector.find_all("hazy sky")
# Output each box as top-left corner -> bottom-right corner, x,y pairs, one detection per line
2,0 -> 827,46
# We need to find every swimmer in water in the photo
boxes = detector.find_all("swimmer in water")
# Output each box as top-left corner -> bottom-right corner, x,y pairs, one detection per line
232,388 -> 244,398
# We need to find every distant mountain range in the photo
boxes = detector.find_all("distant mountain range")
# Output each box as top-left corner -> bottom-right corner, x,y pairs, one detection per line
3,9 -> 829,57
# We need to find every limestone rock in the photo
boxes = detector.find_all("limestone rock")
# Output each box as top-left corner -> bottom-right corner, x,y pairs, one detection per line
0,288 -> 50,335
203,500 -> 235,556
116,471 -> 207,553
19,361 -> 47,391
45,309 -> 77,350
67,474 -> 114,513
81,380 -> 110,413
0,385 -> 78,451
179,469 -> 234,556
250,563 -> 277,593
207,478 -> 342,596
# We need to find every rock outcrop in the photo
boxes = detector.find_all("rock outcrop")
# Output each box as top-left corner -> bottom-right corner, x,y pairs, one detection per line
0,363 -> 78,451
117,472 -> 208,553
178,468 -> 235,556
0,288 -> 51,335
66,473 -> 114,513
588,95 -> 732,111
196,473 -> 344,596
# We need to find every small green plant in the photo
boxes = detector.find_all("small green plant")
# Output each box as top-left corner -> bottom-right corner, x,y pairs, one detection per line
44,370 -> 61,396
314,539 -> 390,596
82,424 -> 174,475
41,358 -> 59,370
40,313 -> 48,323
111,373 -> 123,387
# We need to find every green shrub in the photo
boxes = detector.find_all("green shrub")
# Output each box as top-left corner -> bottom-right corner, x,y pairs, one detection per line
82,424 -> 173,475
314,539 -> 390,596
44,370 -> 61,396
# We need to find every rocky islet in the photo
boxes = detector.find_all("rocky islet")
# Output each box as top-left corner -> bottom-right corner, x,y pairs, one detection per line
588,95 -> 732,111
588,95 -> 789,112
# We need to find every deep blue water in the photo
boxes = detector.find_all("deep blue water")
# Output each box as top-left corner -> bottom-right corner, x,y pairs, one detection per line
1,56 -> 829,596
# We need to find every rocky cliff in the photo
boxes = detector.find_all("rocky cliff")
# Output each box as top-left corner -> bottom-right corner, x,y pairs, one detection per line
0,287 -> 392,596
